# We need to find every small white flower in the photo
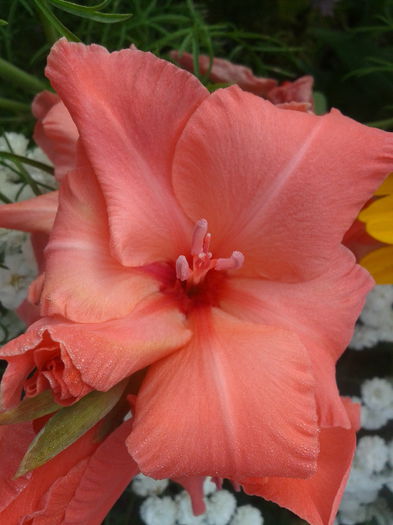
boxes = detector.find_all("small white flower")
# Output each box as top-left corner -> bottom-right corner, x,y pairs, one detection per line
361,404 -> 392,430
361,378 -> 393,411
354,436 -> 388,474
206,490 -> 236,525
140,495 -> 177,525
350,285 -> 393,350
387,440 -> 393,468
203,477 -> 218,496
230,505 -> 263,525
176,491 -> 206,525
339,495 -> 367,525
132,473 -> 169,497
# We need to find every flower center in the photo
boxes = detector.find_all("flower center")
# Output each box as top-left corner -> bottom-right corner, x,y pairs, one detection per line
175,219 -> 244,287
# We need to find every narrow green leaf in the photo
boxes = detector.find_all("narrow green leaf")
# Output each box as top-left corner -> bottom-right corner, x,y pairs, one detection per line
74,12 -> 132,23
0,57 -> 48,94
0,390 -> 61,425
16,380 -> 127,477
0,151 -> 54,175
0,97 -> 31,113
0,19 -> 8,26
33,0 -> 80,42
49,0 -> 112,13
47,0 -> 131,23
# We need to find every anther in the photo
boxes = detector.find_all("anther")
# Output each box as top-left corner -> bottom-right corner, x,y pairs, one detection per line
191,219 -> 208,256
215,251 -> 245,272
176,255 -> 191,281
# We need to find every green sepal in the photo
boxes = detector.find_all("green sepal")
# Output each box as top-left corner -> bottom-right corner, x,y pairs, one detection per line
313,91 -> 328,115
0,390 -> 61,425
15,380 -> 127,478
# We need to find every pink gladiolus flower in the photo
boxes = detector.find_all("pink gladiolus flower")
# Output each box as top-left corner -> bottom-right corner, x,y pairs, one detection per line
1,39 -> 393,524
169,50 -> 314,108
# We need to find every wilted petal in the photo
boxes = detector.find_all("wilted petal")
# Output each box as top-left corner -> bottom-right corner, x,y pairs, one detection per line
170,51 -> 277,97
267,75 -> 314,105
129,308 -> 318,480
46,39 -> 209,267
219,248 -> 372,427
242,399 -> 360,525
172,86 -> 393,281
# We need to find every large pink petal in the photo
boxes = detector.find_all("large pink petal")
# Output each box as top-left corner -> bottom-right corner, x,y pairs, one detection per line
46,39 -> 209,267
242,399 -> 360,525
32,92 -> 78,181
0,191 -> 58,234
128,307 -> 318,480
41,158 -> 158,323
1,295 -> 191,396
172,86 -> 393,281
219,248 -> 372,428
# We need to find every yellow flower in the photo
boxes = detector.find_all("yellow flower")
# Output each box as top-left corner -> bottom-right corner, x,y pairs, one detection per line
359,173 -> 393,283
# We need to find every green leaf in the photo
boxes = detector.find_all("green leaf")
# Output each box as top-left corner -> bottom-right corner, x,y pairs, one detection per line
49,0 -> 112,12
47,0 -> 132,24
313,91 -> 328,115
0,151 -> 54,175
33,0 -> 80,42
0,19 -> 8,26
16,380 -> 127,477
0,390 -> 61,425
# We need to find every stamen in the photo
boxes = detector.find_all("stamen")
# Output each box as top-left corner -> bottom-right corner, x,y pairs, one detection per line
191,219 -> 208,256
176,255 -> 191,281
176,220 -> 245,286
215,251 -> 245,271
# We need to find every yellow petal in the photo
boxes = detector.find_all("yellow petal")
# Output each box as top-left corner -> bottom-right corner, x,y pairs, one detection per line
359,195 -> 393,244
375,172 -> 393,196
360,246 -> 393,284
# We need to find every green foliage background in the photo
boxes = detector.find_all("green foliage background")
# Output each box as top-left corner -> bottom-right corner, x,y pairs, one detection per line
0,1 -> 392,524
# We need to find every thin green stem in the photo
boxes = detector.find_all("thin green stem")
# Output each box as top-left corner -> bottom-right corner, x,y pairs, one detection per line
367,116 -> 393,130
0,57 -> 48,93
0,97 -> 31,113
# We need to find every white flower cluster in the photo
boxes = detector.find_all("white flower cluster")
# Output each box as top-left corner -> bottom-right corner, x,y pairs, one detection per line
0,132 -> 54,314
133,476 -> 263,525
360,378 -> 393,430
0,230 -> 37,311
338,435 -> 393,525
0,132 -> 54,202
350,285 -> 393,350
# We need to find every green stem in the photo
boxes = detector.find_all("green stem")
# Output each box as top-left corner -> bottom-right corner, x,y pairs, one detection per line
0,97 -> 31,113
0,57 -> 48,94
366,116 -> 393,130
